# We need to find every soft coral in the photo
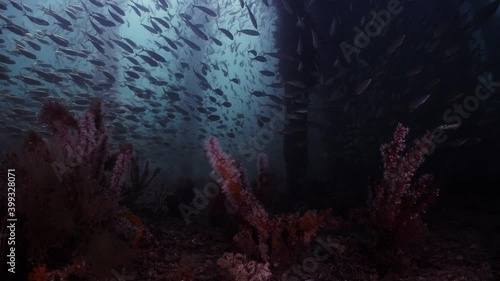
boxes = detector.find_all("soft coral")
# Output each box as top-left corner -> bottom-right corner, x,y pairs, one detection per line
370,123 -> 439,253
206,137 -> 330,267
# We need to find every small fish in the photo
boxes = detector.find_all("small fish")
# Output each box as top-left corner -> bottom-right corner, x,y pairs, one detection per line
46,33 -> 69,47
150,16 -> 170,29
329,17 -> 337,36
286,80 -> 306,88
16,74 -> 42,85
448,138 -> 469,147
183,17 -> 208,40
251,56 -> 267,62
386,34 -> 405,54
246,4 -> 258,29
281,0 -> 293,14
211,36 -> 222,46
110,38 -> 133,53
472,0 -> 500,25
16,47 -> 36,59
192,5 -> 217,17
311,29 -> 320,49
237,29 -> 260,36
259,70 -> 275,77
408,93 -> 430,112
89,0 -> 104,7
251,91 -> 267,97
296,15 -> 305,29
91,13 -> 115,27
108,9 -> 124,24
141,23 -> 157,34
130,0 -> 150,13
266,82 -> 283,88
179,36 -> 201,51
137,54 -> 159,67
217,23 -> 234,40
24,13 -> 49,26
438,123 -> 460,130
160,35 -> 178,50
108,3 -> 125,16
24,40 -> 41,51
128,4 -> 141,16
354,78 -> 371,95
9,0 -> 23,11
208,115 -> 220,121
297,35 -> 303,55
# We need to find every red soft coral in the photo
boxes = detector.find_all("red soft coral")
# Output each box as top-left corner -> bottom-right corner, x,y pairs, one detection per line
371,123 -> 439,251
206,137 -> 330,266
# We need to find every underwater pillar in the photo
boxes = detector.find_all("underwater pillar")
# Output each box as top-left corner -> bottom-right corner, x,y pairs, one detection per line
277,0 -> 317,194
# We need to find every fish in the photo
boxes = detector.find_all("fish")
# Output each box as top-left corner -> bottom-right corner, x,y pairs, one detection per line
157,35 -> 176,50
211,36 -> 222,46
259,70 -> 275,77
108,9 -> 125,24
408,93 -> 430,112
386,34 -> 405,54
192,5 -> 217,17
23,13 -> 50,26
216,23 -> 234,40
286,80 -> 306,89
182,17 -> 208,40
208,115 -> 221,121
4,23 -> 29,36
296,15 -> 305,29
137,54 -> 159,67
9,0 -> 23,11
179,36 -> 201,51
141,23 -> 158,34
142,48 -> 167,62
237,29 -> 260,36
311,29 -> 320,49
110,38 -> 133,53
128,4 -> 141,16
88,0 -> 104,8
16,75 -> 42,85
130,0 -> 150,13
354,78 -> 371,95
150,16 -> 170,29
16,47 -> 37,59
251,91 -> 267,97
281,0 -> 293,14
246,4 -> 258,29
471,0 -> 500,25
108,3 -> 125,16
329,17 -> 337,36
46,33 -> 70,47
255,52 -> 270,62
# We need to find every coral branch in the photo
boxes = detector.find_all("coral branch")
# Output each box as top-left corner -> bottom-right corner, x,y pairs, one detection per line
205,137 -> 269,241
108,144 -> 134,205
